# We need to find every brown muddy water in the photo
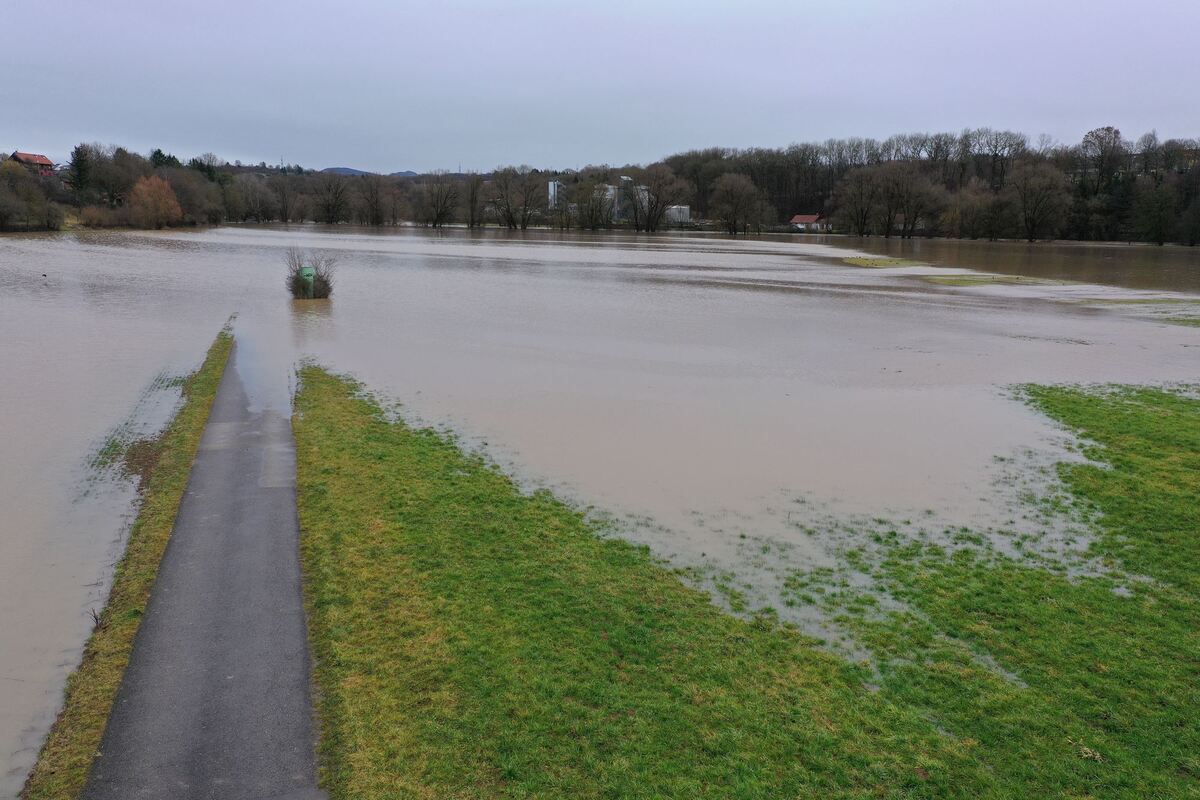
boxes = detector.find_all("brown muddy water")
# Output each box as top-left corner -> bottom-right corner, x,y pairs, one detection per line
818,234 -> 1200,292
1,227 -> 1197,794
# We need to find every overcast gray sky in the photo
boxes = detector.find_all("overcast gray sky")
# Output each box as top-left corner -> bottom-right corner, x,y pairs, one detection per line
3,0 -> 1197,172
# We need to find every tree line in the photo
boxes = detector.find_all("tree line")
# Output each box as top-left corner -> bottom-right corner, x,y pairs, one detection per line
2,125 -> 1198,245
664,127 -> 1200,244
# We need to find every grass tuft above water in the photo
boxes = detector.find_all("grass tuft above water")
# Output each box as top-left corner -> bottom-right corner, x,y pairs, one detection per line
21,330 -> 232,800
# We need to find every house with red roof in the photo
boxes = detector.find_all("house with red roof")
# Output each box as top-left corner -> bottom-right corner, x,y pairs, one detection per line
789,213 -> 830,232
9,151 -> 55,177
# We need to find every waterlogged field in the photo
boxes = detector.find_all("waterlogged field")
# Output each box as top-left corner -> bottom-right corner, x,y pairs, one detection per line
0,227 -> 1197,796
294,369 -> 1199,798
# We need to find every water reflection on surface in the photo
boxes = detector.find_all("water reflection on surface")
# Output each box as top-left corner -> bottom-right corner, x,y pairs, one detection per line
817,234 -> 1200,292
0,226 -> 1197,795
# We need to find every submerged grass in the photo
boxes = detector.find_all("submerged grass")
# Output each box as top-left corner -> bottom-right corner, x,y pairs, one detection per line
787,385 -> 1200,798
842,256 -> 921,268
922,274 -> 1071,287
297,369 -> 1200,798
21,331 -> 232,800
294,367 -> 994,799
1164,316 -> 1200,327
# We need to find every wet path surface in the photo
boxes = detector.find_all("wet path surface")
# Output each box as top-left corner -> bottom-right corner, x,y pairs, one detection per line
82,343 -> 323,800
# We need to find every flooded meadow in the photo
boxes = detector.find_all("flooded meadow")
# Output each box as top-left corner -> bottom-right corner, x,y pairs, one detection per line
1,227 -> 1197,795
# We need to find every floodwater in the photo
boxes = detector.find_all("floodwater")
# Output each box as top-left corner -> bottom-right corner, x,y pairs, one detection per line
818,234 -> 1200,292
1,227 -> 1197,795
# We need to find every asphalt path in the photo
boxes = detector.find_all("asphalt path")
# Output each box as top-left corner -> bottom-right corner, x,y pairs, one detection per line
83,342 -> 325,800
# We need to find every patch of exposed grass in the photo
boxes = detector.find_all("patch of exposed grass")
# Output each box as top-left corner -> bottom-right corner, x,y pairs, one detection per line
1084,297 -> 1200,306
841,256 -> 921,268
787,385 -> 1200,798
294,367 -> 994,799
1164,316 -> 1200,327
21,330 -> 233,800
922,274 -> 1070,287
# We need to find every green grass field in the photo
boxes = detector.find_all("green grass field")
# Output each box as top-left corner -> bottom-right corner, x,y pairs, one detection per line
293,368 -> 1200,798
23,330 -> 232,800
841,256 -> 922,268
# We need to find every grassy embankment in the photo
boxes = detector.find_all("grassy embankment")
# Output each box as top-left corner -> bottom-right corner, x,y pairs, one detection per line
296,368 -> 1199,798
22,331 -> 232,800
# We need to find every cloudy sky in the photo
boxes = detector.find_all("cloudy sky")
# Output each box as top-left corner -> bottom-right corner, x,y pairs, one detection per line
3,0 -> 1196,172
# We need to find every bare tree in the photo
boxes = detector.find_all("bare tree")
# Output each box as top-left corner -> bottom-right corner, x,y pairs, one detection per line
358,174 -> 386,226
270,174 -> 299,223
490,166 -> 543,229
549,179 -> 574,230
313,173 -> 350,224
896,169 -> 943,238
514,167 -> 544,229
940,179 -> 991,239
639,163 -> 692,232
833,167 -> 877,236
241,175 -> 277,222
1178,196 -> 1200,246
977,128 -> 1027,190
574,181 -> 615,230
874,162 -> 908,238
709,173 -> 765,235
462,172 -> 484,228
1007,161 -> 1070,241
1135,130 -> 1161,175
388,180 -> 409,225
621,179 -> 647,231
490,167 -> 520,229
1133,176 -> 1178,245
413,171 -> 459,227
1080,126 -> 1128,194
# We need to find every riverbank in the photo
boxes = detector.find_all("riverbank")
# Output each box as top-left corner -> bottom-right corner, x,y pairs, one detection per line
293,367 -> 1198,797
22,330 -> 232,800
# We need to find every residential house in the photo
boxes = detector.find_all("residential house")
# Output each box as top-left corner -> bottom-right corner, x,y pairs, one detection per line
9,151 -> 54,178
790,213 -> 830,232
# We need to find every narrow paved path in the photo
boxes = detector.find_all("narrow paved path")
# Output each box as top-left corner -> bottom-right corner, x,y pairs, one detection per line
84,343 -> 325,800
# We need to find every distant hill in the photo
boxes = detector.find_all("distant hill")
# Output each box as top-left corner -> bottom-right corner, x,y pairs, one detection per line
320,167 -> 418,177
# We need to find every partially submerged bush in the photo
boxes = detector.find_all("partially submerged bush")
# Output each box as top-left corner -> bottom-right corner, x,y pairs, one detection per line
285,247 -> 335,299
129,175 -> 183,229
79,205 -> 127,228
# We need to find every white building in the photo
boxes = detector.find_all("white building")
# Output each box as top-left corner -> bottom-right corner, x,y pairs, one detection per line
665,205 -> 691,224
548,180 -> 568,208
